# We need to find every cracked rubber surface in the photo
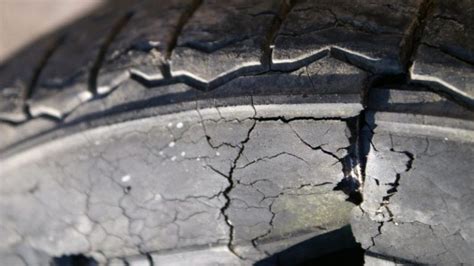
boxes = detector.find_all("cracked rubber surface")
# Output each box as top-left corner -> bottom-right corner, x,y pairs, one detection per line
352,87 -> 474,264
1,107 -> 359,265
0,0 -> 473,265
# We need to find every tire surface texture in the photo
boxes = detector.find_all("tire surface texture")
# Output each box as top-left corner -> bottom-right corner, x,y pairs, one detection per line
0,0 -> 473,265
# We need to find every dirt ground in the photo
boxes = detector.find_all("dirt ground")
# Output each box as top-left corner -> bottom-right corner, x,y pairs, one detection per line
0,0 -> 103,63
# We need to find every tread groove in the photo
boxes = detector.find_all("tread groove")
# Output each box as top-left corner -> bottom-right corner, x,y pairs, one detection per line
261,0 -> 295,68
88,11 -> 134,95
24,36 -> 65,101
399,0 -> 434,71
163,0 -> 203,78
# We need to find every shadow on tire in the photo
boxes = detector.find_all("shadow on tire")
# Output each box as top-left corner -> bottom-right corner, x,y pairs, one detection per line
255,225 -> 364,266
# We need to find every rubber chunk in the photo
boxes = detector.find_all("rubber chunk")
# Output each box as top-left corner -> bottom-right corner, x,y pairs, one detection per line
352,112 -> 474,264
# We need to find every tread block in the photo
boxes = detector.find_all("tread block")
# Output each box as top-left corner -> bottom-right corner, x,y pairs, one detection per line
26,1 -> 134,119
98,0 -> 195,89
411,0 -> 474,103
35,1 -> 130,91
0,38 -> 55,122
0,87 -> 27,122
170,0 -> 280,83
272,0 -> 424,74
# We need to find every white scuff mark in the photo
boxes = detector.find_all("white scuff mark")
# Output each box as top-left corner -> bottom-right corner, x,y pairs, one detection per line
154,194 -> 162,201
97,86 -> 111,95
215,151 -> 220,156
167,122 -> 173,127
121,174 -> 131,182
196,157 -> 201,161
168,141 -> 176,148
176,122 -> 184,128
76,215 -> 93,234
171,156 -> 177,161
159,151 -> 164,156
181,151 -> 186,157
149,40 -> 161,47
78,90 -> 93,102
111,50 -> 120,58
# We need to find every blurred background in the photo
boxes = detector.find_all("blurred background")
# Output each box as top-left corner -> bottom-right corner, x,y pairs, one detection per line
0,0 -> 104,63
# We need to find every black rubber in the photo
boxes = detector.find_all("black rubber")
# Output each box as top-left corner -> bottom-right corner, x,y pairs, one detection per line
0,0 -> 473,265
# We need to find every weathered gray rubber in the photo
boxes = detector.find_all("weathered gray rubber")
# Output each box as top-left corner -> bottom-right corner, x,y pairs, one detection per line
0,106 -> 359,265
0,0 -> 473,265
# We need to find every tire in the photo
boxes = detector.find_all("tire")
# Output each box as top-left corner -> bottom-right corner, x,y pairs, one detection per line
0,0 -> 473,265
